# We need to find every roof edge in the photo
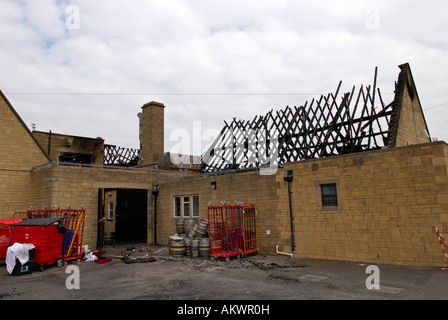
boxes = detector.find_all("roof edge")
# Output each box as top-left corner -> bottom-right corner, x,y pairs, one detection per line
0,90 -> 51,162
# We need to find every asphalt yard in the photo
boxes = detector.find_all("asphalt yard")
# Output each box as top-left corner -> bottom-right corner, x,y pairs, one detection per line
1,244 -> 447,314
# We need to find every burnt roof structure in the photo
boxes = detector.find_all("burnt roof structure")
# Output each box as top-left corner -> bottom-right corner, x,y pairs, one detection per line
201,63 -> 429,173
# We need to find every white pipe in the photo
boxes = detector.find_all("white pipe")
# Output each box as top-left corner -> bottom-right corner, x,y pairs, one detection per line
276,245 -> 293,258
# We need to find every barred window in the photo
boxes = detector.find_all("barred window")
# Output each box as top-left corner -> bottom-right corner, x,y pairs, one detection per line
321,184 -> 338,207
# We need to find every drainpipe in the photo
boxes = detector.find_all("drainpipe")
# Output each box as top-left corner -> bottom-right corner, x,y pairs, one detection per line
283,170 -> 295,253
152,186 -> 159,244
276,245 -> 293,258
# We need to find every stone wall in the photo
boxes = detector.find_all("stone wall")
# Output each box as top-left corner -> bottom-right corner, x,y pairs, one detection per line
155,142 -> 448,267
29,163 -> 181,248
278,141 -> 448,267
0,92 -> 50,216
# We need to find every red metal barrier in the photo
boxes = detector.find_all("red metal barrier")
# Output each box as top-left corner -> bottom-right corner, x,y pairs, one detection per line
61,209 -> 85,262
208,205 -> 258,261
241,206 -> 258,256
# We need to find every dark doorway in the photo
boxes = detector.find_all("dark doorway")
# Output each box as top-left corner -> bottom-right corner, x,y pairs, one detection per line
115,189 -> 148,244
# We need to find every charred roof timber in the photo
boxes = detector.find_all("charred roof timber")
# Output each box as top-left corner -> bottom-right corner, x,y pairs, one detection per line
201,67 -> 399,173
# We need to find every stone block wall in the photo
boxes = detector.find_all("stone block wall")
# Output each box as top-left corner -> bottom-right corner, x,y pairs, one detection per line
278,141 -> 448,267
0,93 -> 50,216
155,142 -> 448,267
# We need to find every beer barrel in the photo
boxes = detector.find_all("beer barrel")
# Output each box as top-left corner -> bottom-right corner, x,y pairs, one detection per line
184,238 -> 192,257
104,232 -> 116,246
189,223 -> 199,238
196,219 -> 208,238
199,238 -> 210,257
175,218 -> 184,234
183,218 -> 195,235
169,235 -> 185,257
191,239 -> 199,258
189,219 -> 208,238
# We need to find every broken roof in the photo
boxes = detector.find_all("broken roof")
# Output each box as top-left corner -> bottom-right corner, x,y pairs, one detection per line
201,63 -> 430,173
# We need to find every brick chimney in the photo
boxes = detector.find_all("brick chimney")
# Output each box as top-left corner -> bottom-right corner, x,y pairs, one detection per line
140,101 -> 165,167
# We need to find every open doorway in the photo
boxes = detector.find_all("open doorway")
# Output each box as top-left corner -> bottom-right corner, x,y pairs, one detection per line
98,188 -> 148,247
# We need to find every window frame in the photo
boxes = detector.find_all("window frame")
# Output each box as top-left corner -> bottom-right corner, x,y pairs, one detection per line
182,196 -> 190,217
191,195 -> 199,217
315,180 -> 342,211
107,202 -> 114,220
174,195 -> 200,218
174,196 -> 181,217
321,183 -> 338,207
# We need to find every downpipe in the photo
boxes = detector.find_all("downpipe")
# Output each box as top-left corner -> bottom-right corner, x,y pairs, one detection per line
284,173 -> 295,253
152,185 -> 159,244
276,245 -> 293,258
276,171 -> 295,258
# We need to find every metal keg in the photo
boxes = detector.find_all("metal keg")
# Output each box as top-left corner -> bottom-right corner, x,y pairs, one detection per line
196,219 -> 208,238
189,223 -> 199,238
183,218 -> 195,235
199,238 -> 209,257
103,232 -> 116,246
191,239 -> 199,258
169,235 -> 185,257
175,218 -> 184,234
189,219 -> 208,238
184,238 -> 192,257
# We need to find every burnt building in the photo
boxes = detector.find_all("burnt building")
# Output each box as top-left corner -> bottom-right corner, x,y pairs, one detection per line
1,63 -> 447,267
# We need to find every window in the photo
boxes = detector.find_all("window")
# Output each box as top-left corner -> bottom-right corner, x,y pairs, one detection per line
316,181 -> 341,211
321,183 -> 338,207
192,195 -> 199,217
174,195 -> 200,217
107,202 -> 114,220
174,196 -> 181,217
183,196 -> 190,217
59,152 -> 92,164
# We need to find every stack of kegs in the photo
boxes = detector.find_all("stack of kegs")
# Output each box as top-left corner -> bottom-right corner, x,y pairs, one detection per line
170,218 -> 209,258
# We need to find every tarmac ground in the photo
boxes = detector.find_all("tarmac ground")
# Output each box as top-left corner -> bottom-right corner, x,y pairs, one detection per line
1,244 -> 447,312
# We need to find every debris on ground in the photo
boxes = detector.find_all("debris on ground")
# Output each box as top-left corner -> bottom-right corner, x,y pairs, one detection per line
98,244 -> 308,271
121,256 -> 156,264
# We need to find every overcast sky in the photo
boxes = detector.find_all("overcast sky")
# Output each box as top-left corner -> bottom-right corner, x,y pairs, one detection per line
1,0 -> 447,155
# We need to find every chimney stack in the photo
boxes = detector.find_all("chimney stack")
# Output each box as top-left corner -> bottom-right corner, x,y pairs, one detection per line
140,101 -> 165,167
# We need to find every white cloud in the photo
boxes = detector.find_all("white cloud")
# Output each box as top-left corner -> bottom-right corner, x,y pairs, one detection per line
0,0 -> 447,153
